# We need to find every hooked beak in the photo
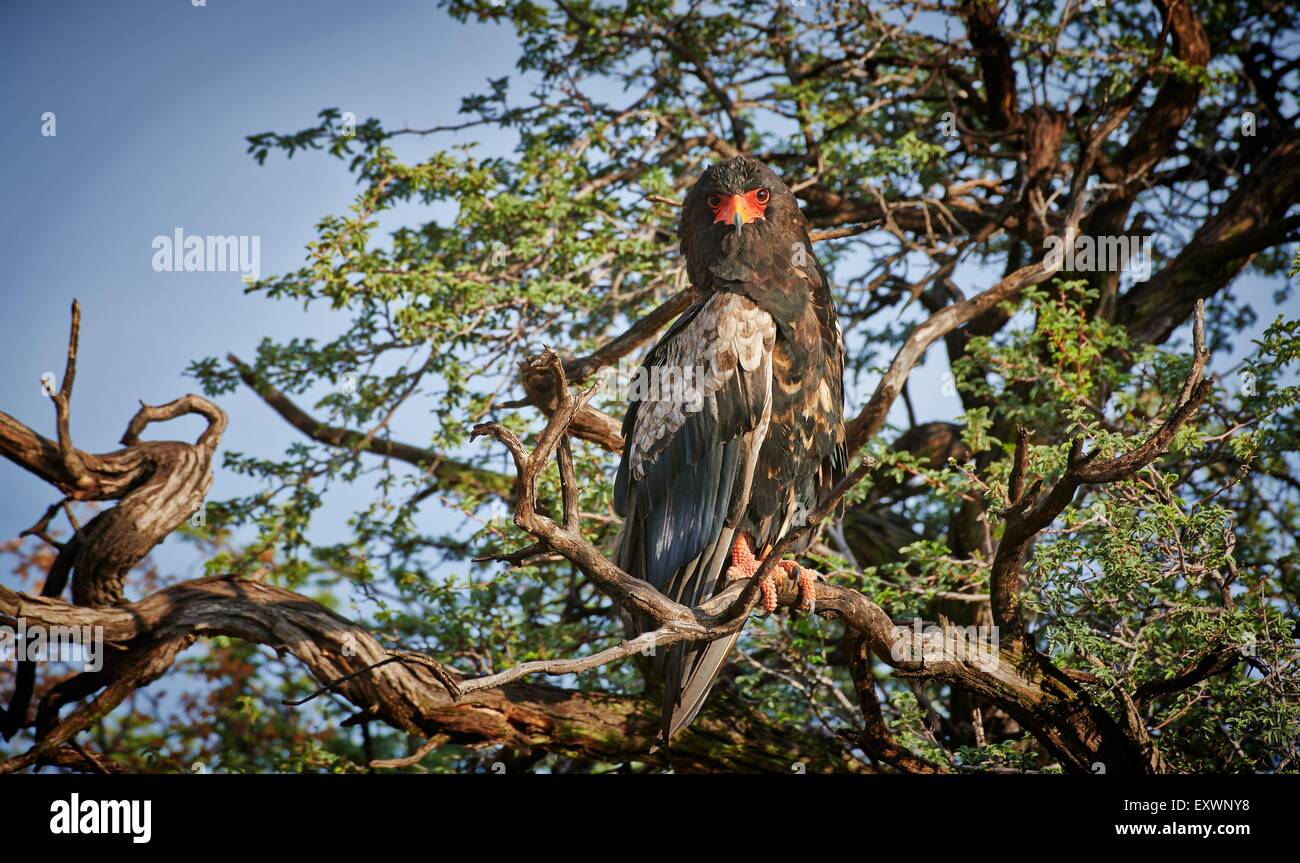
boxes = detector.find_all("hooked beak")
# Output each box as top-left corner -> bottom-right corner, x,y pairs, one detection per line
713,193 -> 763,235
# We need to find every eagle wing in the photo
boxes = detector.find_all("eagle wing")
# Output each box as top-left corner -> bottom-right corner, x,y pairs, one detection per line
613,289 -> 776,742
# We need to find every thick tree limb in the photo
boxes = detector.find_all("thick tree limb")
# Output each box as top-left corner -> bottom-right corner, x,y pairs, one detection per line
1116,130 -> 1300,346
959,0 -> 1021,131
0,303 -> 229,740
0,576 -> 860,773
0,304 -> 226,610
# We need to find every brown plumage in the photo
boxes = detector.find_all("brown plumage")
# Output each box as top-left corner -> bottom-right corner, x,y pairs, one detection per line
614,156 -> 847,745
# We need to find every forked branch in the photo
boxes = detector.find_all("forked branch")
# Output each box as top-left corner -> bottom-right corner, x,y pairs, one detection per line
990,300 -> 1213,653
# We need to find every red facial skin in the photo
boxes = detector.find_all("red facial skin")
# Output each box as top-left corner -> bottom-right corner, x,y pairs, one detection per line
709,190 -> 769,227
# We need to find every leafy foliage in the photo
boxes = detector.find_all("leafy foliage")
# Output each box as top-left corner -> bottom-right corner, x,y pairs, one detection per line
7,0 -> 1297,773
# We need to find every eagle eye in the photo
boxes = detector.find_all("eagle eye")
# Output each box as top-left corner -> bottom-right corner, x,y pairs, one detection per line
754,188 -> 770,204
706,193 -> 722,209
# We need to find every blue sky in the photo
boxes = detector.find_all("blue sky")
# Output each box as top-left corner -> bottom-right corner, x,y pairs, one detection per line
0,0 -> 526,589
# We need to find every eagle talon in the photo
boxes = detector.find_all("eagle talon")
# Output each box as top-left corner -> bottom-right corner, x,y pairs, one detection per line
796,569 -> 818,615
778,560 -> 818,615
727,534 -> 818,615
725,534 -> 778,614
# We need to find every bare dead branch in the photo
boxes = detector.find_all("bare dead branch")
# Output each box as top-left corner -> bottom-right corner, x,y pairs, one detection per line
846,253 -> 1068,450
50,300 -> 93,492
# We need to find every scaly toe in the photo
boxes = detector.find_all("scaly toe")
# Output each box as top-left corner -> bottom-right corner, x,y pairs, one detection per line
759,573 -> 778,615
796,569 -> 818,614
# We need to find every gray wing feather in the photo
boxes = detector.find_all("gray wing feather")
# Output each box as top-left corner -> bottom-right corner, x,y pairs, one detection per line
613,291 -> 775,744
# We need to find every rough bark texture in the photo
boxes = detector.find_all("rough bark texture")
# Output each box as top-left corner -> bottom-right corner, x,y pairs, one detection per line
0,576 -> 860,773
0,303 -> 227,741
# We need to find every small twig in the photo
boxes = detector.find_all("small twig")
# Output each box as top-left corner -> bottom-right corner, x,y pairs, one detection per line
645,194 -> 682,208
810,220 -> 883,242
121,394 -> 228,452
369,734 -> 450,770
457,630 -> 668,695
49,300 -> 92,491
284,648 -> 461,707
20,501 -> 68,550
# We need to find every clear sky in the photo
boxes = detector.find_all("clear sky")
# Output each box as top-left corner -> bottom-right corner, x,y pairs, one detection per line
1,0 -> 1294,599
0,0 -> 526,588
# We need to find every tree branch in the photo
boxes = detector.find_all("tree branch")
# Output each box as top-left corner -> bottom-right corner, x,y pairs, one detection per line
227,354 -> 512,499
990,301 -> 1213,654
0,576 -> 860,773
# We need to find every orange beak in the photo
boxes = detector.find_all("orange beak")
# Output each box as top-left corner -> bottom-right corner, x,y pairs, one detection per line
712,193 -> 766,234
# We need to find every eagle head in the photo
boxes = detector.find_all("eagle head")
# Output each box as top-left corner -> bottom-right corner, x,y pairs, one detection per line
677,156 -> 815,301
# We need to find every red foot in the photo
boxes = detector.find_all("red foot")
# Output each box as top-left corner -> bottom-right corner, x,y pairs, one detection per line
725,534 -> 819,614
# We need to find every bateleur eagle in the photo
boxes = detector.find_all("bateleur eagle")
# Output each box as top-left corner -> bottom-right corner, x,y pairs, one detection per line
614,156 -> 847,746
